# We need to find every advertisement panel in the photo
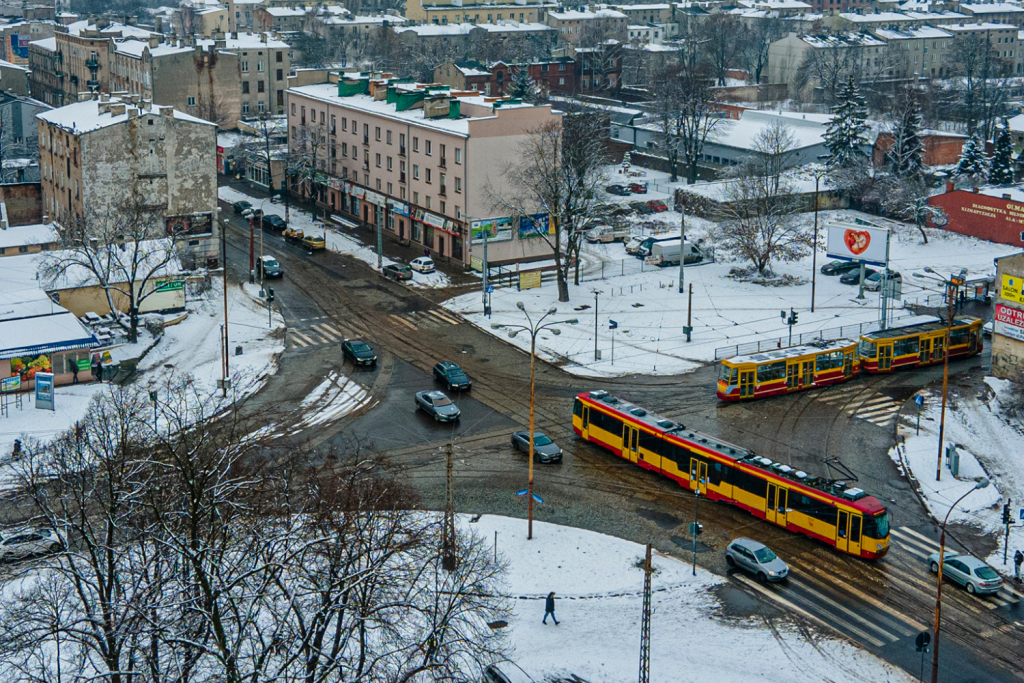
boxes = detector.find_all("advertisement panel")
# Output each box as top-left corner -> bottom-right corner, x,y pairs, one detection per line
10,353 -> 52,382
1,376 -> 20,393
995,303 -> 1024,342
1000,275 -> 1024,305
470,217 -> 514,244
422,212 -> 446,229
519,271 -> 542,290
826,221 -> 890,266
35,372 -> 54,411
9,35 -> 29,60
519,213 -> 552,239
388,199 -> 409,217
165,212 -> 213,236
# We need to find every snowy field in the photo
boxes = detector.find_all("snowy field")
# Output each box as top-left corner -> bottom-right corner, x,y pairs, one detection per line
259,370 -> 377,439
893,380 -> 1024,575
218,187 -> 451,288
472,515 -> 913,683
445,208 -> 1010,377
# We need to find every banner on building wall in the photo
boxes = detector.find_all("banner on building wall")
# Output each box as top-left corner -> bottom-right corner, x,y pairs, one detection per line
165,212 -> 213,236
9,35 -> 30,60
422,212 -> 446,229
364,190 -> 386,206
10,353 -> 52,382
388,199 -> 409,217
1001,275 -> 1024,305
995,303 -> 1024,342
470,216 -> 513,244
519,213 -> 552,239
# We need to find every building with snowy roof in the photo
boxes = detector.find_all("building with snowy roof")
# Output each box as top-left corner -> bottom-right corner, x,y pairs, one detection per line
404,0 -> 557,25
546,8 -> 628,43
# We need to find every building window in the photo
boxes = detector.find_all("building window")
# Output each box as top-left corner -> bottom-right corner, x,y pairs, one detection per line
388,182 -> 393,194
242,81 -> 250,93
455,177 -> 461,193
426,169 -> 431,183
413,164 -> 419,179
376,178 -> 382,190
426,196 -> 431,209
375,153 -> 381,167
387,156 -> 392,170
455,148 -> 462,164
425,140 -> 432,156
401,187 -> 406,199
242,60 -> 249,72
276,68 -> 283,80
342,142 -> 347,156
257,60 -> 265,72
413,191 -> 419,204
258,101 -> 265,112
276,51 -> 283,62
342,117 -> 348,131
258,80 -> 265,92
440,201 -> 446,214
291,103 -> 296,114
243,101 -> 250,113
375,126 -> 381,140
187,96 -> 196,105
386,130 -> 392,144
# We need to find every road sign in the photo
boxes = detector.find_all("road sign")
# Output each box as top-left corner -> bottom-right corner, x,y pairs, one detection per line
486,285 -> 494,293
915,395 -> 924,407
532,494 -> 543,504
515,489 -> 528,497
915,631 -> 931,652
609,319 -> 619,330
1019,508 -> 1023,521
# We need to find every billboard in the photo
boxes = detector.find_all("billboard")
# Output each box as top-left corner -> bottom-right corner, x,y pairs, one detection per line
1000,275 -> 1024,305
519,213 -> 553,239
35,372 -> 54,411
995,303 -> 1024,342
11,353 -> 52,382
826,221 -> 890,267
470,216 -> 514,244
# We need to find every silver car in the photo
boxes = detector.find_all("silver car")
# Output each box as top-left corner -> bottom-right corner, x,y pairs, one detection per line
415,390 -> 461,422
511,430 -> 562,463
0,527 -> 65,562
725,537 -> 789,583
928,551 -> 1003,595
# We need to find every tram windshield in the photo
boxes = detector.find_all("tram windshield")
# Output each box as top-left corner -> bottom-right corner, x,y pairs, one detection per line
719,365 -> 737,383
862,511 -> 890,539
859,340 -> 877,359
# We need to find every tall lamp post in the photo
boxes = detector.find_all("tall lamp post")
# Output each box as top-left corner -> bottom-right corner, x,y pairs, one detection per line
493,304 -> 578,540
810,167 -> 827,313
913,267 -> 967,482
931,478 -> 989,683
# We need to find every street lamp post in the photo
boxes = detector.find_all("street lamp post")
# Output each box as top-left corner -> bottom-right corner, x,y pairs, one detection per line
931,478 -> 989,683
494,305 -> 578,540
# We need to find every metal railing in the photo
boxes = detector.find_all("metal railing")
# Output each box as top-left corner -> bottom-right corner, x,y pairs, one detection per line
580,249 -> 715,282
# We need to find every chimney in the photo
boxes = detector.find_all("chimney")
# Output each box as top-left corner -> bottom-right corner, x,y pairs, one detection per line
128,107 -> 139,118
155,16 -> 162,33
110,103 -> 126,115
946,181 -> 954,192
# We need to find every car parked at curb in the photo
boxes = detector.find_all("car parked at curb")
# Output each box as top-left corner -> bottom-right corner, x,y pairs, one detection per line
411,256 -> 435,273
863,271 -> 901,292
261,214 -> 287,233
232,200 -> 252,214
383,264 -> 414,281
0,527 -> 65,562
725,537 -> 789,583
629,182 -> 648,194
511,430 -> 563,463
342,339 -> 377,367
928,551 -> 1003,594
433,361 -> 471,391
302,234 -> 326,251
415,390 -> 461,422
820,260 -> 861,276
605,184 -> 631,196
840,267 -> 877,285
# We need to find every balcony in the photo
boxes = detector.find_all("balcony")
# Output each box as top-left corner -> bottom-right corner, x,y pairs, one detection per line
439,157 -> 447,169
85,58 -> 99,69
399,146 -> 406,157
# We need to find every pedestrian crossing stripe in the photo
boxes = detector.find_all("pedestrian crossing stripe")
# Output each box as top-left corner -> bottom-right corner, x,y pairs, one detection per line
389,314 -> 418,331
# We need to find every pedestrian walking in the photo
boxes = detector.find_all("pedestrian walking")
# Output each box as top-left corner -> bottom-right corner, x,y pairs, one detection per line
542,592 -> 559,625
71,360 -> 79,384
1014,549 -> 1023,582
91,355 -> 102,383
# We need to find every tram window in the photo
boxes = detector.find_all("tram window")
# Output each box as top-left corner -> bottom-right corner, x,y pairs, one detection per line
719,365 -> 737,383
588,409 -> 622,434
791,494 -> 837,524
862,512 -> 890,539
709,461 -> 727,486
950,328 -> 968,346
815,351 -> 844,371
732,468 -> 768,497
756,361 -> 786,383
859,340 -> 876,358
573,399 -> 583,417
893,337 -> 919,356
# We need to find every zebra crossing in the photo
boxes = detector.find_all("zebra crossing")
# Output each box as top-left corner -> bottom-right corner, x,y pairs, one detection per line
386,308 -> 463,332
731,526 -> 1023,649
815,385 -> 903,427
287,309 -> 463,349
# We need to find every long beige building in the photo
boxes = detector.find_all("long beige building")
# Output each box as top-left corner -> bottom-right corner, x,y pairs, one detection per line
37,94 -> 220,263
404,0 -> 556,25
287,74 -> 560,266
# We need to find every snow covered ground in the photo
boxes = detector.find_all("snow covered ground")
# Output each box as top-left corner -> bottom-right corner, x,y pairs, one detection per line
218,187 -> 451,289
892,380 -> 1024,575
262,370 -> 377,439
470,515 -> 913,683
445,208 -> 1010,377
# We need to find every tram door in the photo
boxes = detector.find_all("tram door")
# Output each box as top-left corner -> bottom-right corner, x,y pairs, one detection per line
919,338 -> 931,364
622,425 -> 640,464
689,458 -> 707,495
969,329 -> 979,353
739,370 -> 755,398
836,511 -> 862,555
843,353 -> 853,378
932,335 -> 945,362
765,483 -> 788,527
878,344 -> 893,371
786,363 -> 799,389
581,406 -> 590,440
802,360 -> 814,386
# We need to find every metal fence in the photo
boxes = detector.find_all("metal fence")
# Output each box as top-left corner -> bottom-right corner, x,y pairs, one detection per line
712,312 -> 922,361
581,249 -> 716,283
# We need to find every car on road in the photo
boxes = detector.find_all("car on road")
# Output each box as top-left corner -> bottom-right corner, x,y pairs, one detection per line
242,207 -> 263,220
415,390 -> 461,422
510,430 -> 563,463
232,200 -> 253,214
725,537 -> 789,583
433,361 -> 471,391
0,527 -> 65,562
257,254 -> 282,278
342,339 -> 377,367
646,199 -> 668,213
302,234 -> 326,251
624,235 -> 645,254
928,551 -> 1003,594
839,267 -> 877,285
383,263 -> 414,281
820,260 -> 861,276
410,256 -> 435,273
605,184 -> 631,196
270,194 -> 284,204
262,214 -> 287,233
983,321 -> 993,337
482,662 -> 535,683
283,227 -> 304,242
863,271 -> 901,292
629,182 -> 648,194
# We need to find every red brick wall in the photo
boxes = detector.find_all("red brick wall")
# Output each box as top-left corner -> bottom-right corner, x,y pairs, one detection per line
928,188 -> 1024,247
873,134 -> 965,167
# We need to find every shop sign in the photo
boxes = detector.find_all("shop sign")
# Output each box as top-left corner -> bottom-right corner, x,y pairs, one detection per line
470,216 -> 514,244
155,280 -> 184,293
1000,275 -> 1024,305
995,303 -> 1024,342
10,353 -> 52,382
346,183 -> 365,199
388,199 -> 409,217
422,212 -> 446,229
1,376 -> 20,393
364,190 -> 386,206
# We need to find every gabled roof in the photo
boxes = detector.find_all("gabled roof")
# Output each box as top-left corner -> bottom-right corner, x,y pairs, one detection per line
37,98 -> 214,135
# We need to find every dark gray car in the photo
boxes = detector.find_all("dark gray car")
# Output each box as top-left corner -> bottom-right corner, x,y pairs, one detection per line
511,430 -> 562,463
725,537 -> 789,582
415,390 -> 460,422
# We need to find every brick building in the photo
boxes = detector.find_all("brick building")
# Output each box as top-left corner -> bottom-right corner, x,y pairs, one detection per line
872,130 -> 966,167
433,57 -> 576,96
928,184 -> 1024,247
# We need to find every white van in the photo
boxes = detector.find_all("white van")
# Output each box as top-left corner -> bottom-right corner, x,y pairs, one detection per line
586,226 -> 632,243
647,240 -> 703,267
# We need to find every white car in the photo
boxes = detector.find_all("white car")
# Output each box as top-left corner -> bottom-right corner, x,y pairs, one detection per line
410,256 -> 435,273
0,527 -> 65,562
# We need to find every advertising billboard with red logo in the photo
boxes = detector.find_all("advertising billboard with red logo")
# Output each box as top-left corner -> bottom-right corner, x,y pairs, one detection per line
826,221 -> 890,267
995,303 -> 1024,342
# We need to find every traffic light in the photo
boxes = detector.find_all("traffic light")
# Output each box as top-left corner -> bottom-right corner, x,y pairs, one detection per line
689,522 -> 704,536
791,311 -> 799,325
1004,501 -> 1013,525
267,287 -> 275,303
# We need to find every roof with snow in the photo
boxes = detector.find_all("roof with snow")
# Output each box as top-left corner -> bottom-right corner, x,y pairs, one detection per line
196,32 -> 290,49
548,8 -> 627,19
800,32 -> 885,48
37,97 -> 214,135
873,25 -> 952,39
0,223 -> 58,250
64,19 -> 159,40
28,36 -> 56,52
114,39 -> 194,58
318,13 -> 407,26
960,2 -> 1024,13
944,22 -> 1017,31
710,110 -> 835,152
737,0 -> 811,8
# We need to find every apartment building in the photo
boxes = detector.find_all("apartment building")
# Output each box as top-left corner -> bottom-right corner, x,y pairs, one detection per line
228,0 -> 263,31
945,22 -> 1022,75
611,3 -> 674,23
958,2 -> 1024,26
404,0 -> 557,25
287,75 -> 560,266
545,8 -> 628,43
433,57 -> 577,95
36,93 -> 219,262
870,25 -> 955,79
1,18 -> 57,65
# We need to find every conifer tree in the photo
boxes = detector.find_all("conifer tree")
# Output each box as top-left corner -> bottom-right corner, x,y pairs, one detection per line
955,134 -> 989,182
888,92 -> 923,178
823,76 -> 868,167
989,121 -> 1015,185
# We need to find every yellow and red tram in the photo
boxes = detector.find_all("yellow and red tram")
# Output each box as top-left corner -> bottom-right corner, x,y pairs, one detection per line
573,390 -> 890,559
859,316 -> 983,373
717,338 -> 860,401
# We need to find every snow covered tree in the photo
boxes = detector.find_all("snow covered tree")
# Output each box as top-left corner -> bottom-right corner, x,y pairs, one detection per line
506,65 -> 541,103
887,88 -> 923,178
823,76 -> 868,168
955,134 -> 989,184
989,121 -> 1015,185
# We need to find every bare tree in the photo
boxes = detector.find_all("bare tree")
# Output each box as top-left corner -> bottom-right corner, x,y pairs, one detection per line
676,64 -> 723,184
495,115 -> 609,302
796,42 -> 863,107
702,14 -> 742,86
744,16 -> 783,85
291,118 -> 331,223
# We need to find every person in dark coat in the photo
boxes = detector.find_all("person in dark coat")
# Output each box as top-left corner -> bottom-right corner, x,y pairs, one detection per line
1015,549 -> 1023,582
543,592 -> 559,625
71,360 -> 79,384
91,355 -> 102,383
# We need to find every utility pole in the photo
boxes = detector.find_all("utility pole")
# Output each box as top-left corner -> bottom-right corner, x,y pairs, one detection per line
482,221 -> 489,315
677,207 -> 686,294
221,216 -> 229,397
376,205 -> 384,270
442,442 -> 456,571
638,542 -> 652,683
1003,499 -> 1012,565
248,214 -> 255,283
692,489 -> 700,576
685,283 -> 693,342
936,281 -> 955,482
811,173 -> 820,312
593,289 -> 602,361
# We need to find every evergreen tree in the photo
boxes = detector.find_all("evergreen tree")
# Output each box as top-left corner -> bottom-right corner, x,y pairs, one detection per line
989,121 -> 1015,185
823,76 -> 868,168
955,134 -> 989,182
888,91 -> 923,178
507,66 -> 540,103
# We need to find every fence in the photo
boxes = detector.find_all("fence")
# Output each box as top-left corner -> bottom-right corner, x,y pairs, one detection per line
712,312 -> 922,361
581,248 -> 716,283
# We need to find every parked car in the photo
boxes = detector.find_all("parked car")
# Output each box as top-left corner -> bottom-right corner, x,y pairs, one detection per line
839,267 -> 877,285
928,551 -> 1003,594
624,235 -> 646,255
863,271 -> 901,292
410,256 -> 435,273
342,339 -> 377,367
270,194 -> 283,204
630,201 -> 654,215
725,537 -> 789,583
983,321 -> 993,338
415,390 -> 461,422
586,226 -> 632,244
820,259 -> 861,276
383,264 -> 414,281
302,234 -> 326,251
433,361 -> 471,391
257,254 -> 282,278
262,214 -> 287,232
605,184 -> 631,196
482,663 -> 535,683
629,182 -> 649,194
283,227 -> 304,243
232,200 -> 253,214
242,207 -> 263,220
0,527 -> 65,562
511,430 -> 563,463
646,199 -> 668,213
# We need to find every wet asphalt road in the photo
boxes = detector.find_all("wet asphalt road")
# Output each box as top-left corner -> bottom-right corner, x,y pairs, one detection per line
222,197 -> 1023,683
